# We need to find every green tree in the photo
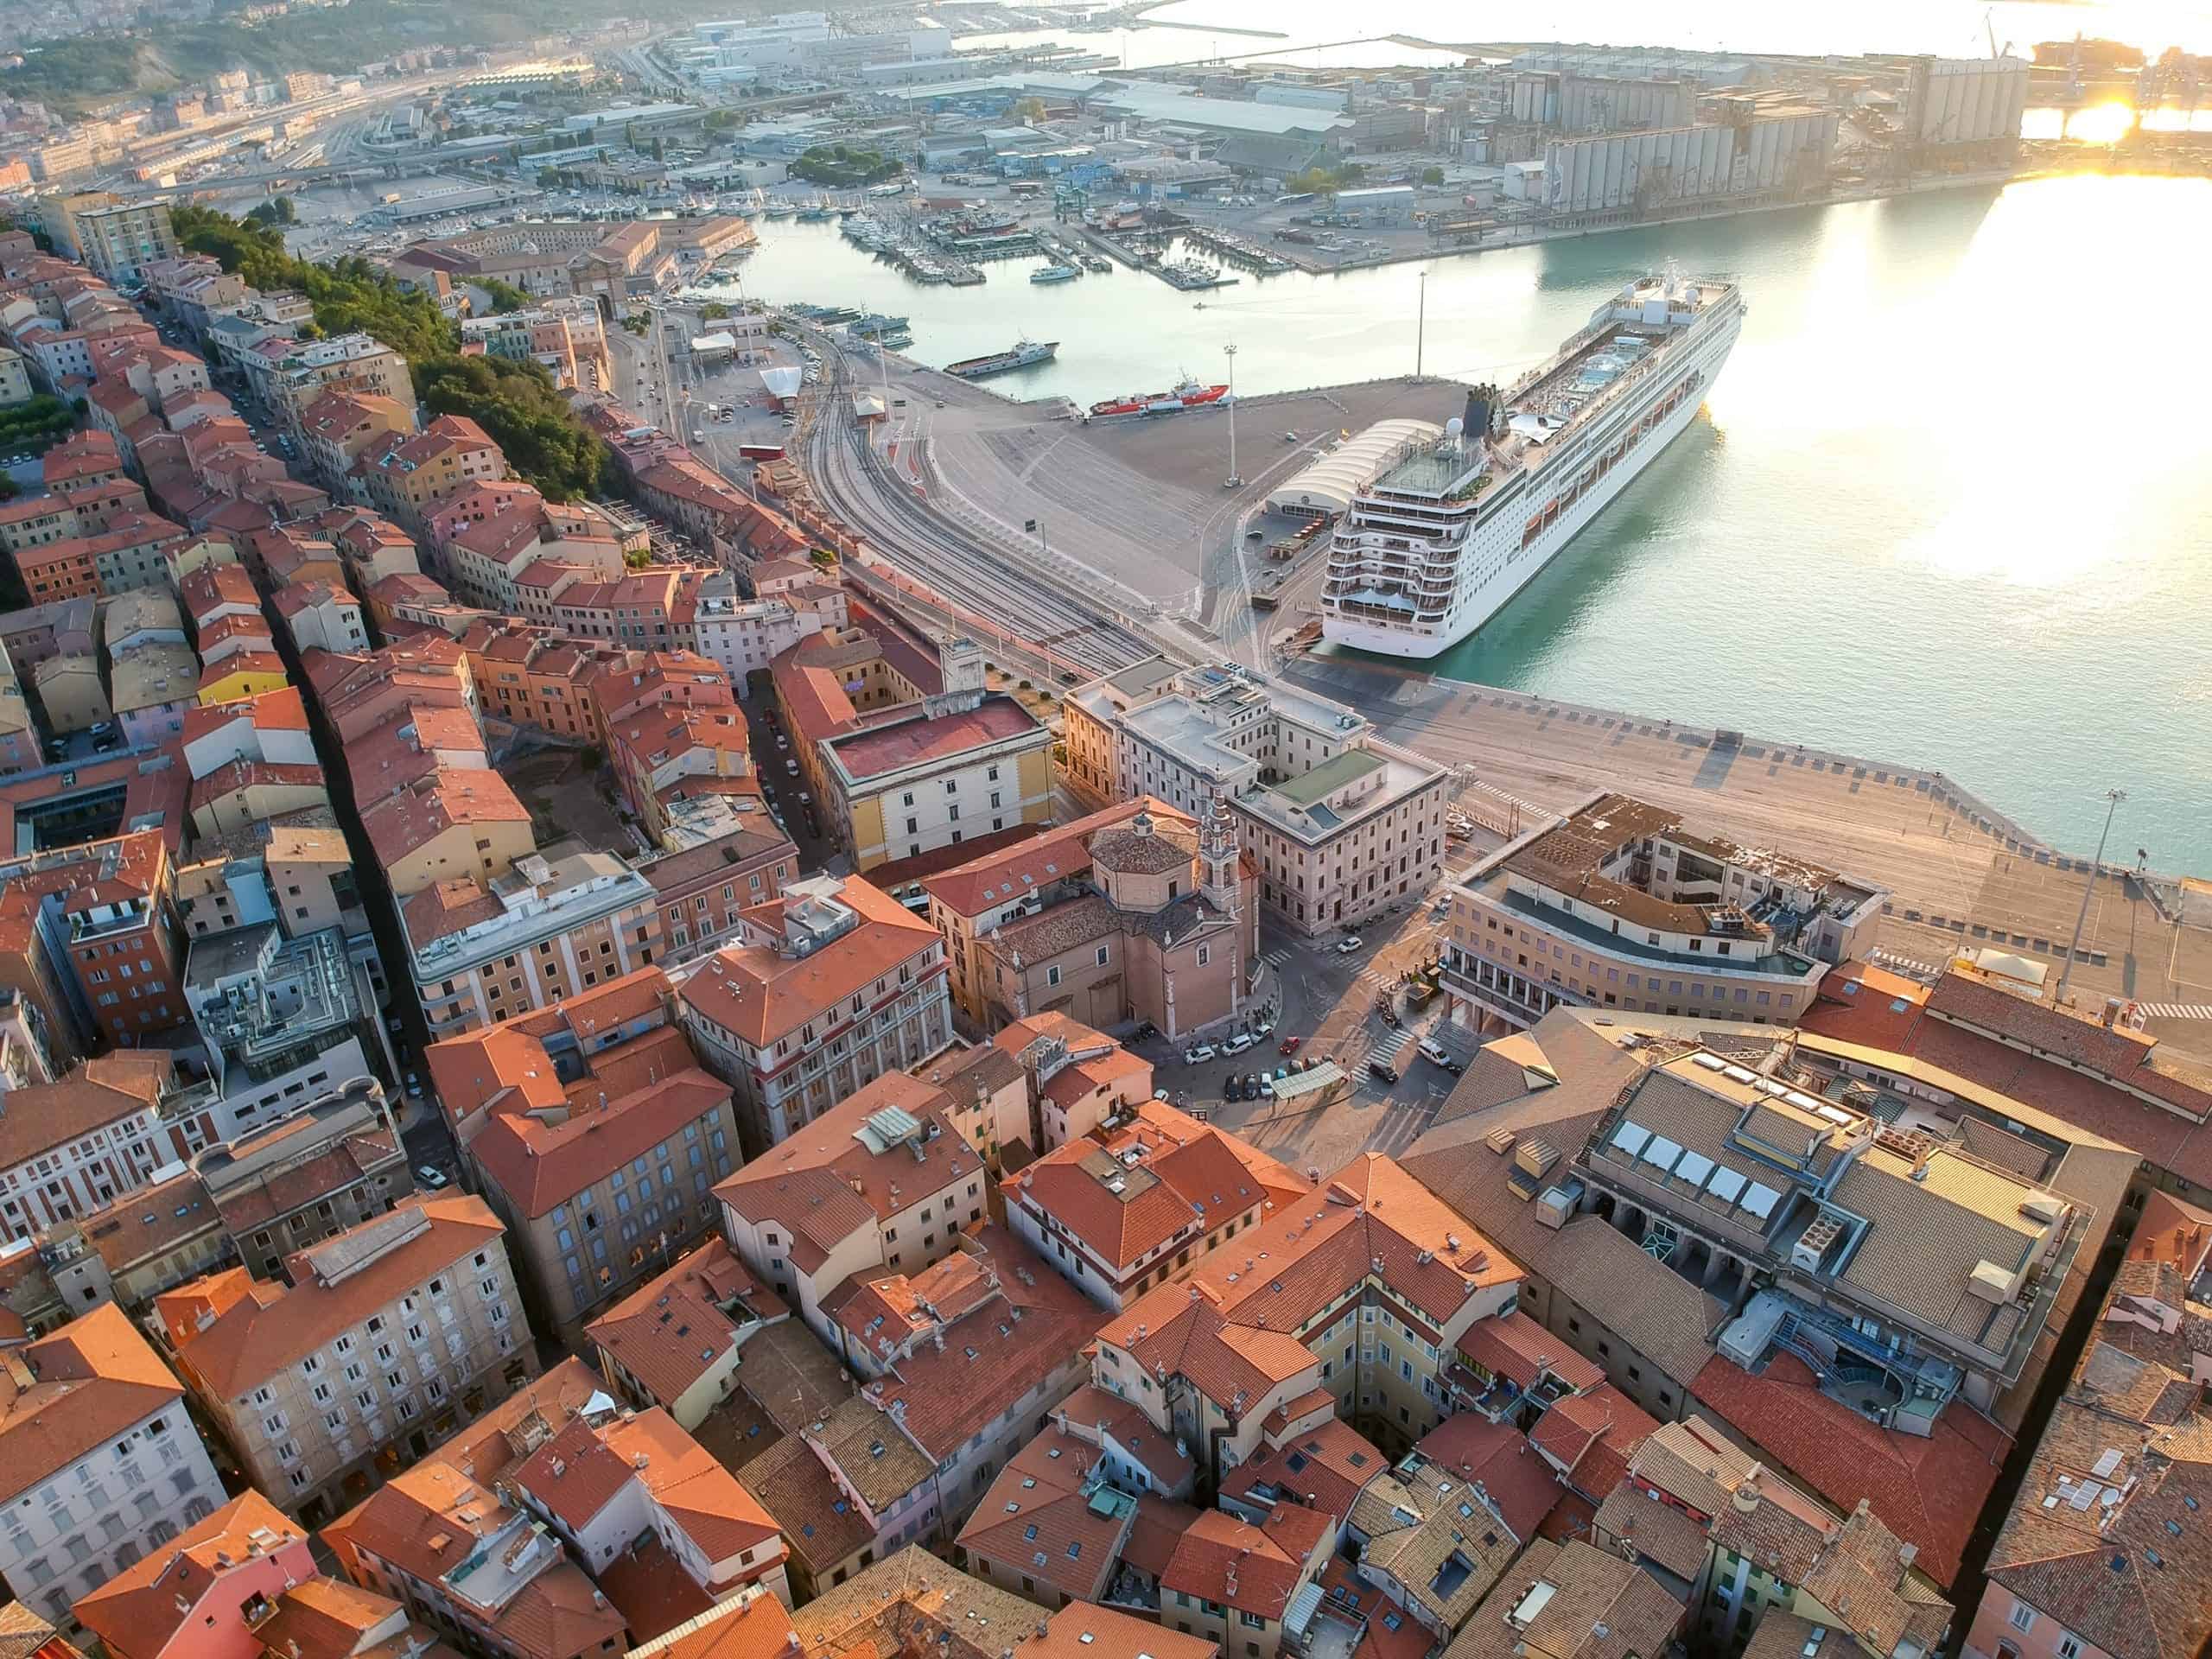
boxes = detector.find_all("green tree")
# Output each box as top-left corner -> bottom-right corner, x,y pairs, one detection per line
414,355 -> 607,503
700,301 -> 730,321
475,276 -> 532,315
169,203 -> 611,500
1420,166 -> 1445,186
1014,97 -> 1046,123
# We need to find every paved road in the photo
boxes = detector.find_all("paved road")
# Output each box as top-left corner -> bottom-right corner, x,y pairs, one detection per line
1128,836 -> 1496,1175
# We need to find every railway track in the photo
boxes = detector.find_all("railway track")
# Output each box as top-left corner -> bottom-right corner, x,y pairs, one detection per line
798,339 -> 1155,683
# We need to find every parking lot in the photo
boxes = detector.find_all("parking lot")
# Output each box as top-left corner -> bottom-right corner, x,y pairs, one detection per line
1121,884 -> 1471,1174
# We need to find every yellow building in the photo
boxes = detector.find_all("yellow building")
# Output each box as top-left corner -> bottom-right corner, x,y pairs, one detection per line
197,652 -> 291,707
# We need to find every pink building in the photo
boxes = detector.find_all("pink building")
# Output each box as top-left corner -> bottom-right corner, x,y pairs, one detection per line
74,1491 -> 315,1659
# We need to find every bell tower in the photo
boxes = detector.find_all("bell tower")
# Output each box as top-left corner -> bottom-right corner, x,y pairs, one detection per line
1199,795 -> 1240,911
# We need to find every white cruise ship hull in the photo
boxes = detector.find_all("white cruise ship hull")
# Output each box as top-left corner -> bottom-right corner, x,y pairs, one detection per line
1324,294 -> 1742,661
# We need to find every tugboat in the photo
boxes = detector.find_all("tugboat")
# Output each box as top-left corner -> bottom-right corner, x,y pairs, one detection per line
1086,376 -> 1231,419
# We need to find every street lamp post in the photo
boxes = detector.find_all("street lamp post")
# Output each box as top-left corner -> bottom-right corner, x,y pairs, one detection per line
2054,787 -> 2126,1007
1223,341 -> 1241,488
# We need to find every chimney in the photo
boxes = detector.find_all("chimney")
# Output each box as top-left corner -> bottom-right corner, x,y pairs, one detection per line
1897,1541 -> 1918,1572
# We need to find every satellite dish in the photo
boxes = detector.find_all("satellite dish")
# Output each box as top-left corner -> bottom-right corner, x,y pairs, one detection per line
1445,416 -> 1463,437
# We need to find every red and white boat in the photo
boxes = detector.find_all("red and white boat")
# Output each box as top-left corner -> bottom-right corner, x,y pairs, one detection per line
1087,377 -> 1232,420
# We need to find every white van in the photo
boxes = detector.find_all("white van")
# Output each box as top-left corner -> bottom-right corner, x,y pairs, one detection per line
1418,1037 -> 1461,1073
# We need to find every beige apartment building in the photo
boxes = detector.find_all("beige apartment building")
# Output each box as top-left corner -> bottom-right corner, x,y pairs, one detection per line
675,873 -> 955,1152
713,1071 -> 990,1350
428,966 -> 741,1341
54,194 -> 179,283
399,841 -> 663,1039
774,632 -> 1052,873
1095,1153 -> 1524,1474
1068,658 -> 1449,934
1004,1097 -> 1296,1311
1441,790 -> 1888,1036
360,768 -> 536,899
153,1193 -> 535,1527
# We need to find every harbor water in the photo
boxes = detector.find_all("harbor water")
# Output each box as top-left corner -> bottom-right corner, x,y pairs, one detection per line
957,0 -> 2212,72
734,175 -> 2212,869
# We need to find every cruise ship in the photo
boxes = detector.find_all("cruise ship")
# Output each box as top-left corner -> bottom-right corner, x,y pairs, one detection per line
1322,271 -> 1744,658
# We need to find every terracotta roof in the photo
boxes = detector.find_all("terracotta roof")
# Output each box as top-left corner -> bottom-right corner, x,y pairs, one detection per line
0,1303 -> 187,1504
1221,1415 -> 1385,1524
712,1071 -> 969,1272
1797,1503 -> 1954,1659
629,1588 -> 796,1659
840,1226 -> 1101,1465
1097,1155 -> 1516,1404
1006,1097 -> 1281,1272
587,1238 -> 785,1409
1027,1606 -> 1214,1659
601,1408 -> 781,1560
321,1461 -> 626,1659
1592,1482 -> 1711,1581
1458,1309 -> 1605,1395
955,1427 -> 1131,1605
77,1492 -> 310,1658
248,1577 -> 427,1659
824,696 -> 1041,784
1097,1285 -> 1318,1416
791,1547 -> 1039,1659
675,875 -> 941,1048
1122,1495 -> 1202,1583
1529,1385 -> 1658,1502
1160,1507 -> 1313,1619
1050,1383 -> 1193,1492
1802,966 -> 2212,1192
0,1052 -> 174,1173
158,1196 -> 505,1398
0,1603 -> 82,1659
734,1431 -> 874,1574
1689,1350 -> 2009,1584
1985,1392 -> 2210,1659
1440,1539 -> 1684,1659
361,767 -> 530,867
1740,1612 -> 1858,1659
1414,1413 -> 1566,1544
470,1061 -> 732,1221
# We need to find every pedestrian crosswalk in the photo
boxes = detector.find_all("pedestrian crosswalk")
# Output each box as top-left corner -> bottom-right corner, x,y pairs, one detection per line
1262,949 -> 1292,967
2138,1002 -> 2212,1020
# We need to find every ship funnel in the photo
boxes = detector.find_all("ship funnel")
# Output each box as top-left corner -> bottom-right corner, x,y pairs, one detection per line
1462,386 -> 1497,443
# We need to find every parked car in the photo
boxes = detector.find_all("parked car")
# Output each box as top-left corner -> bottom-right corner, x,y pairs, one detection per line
1279,1035 -> 1302,1055
416,1165 -> 449,1189
1222,1032 -> 1256,1056
1418,1037 -> 1463,1073
1335,935 -> 1363,954
1184,1043 -> 1217,1065
1257,1074 -> 1275,1097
